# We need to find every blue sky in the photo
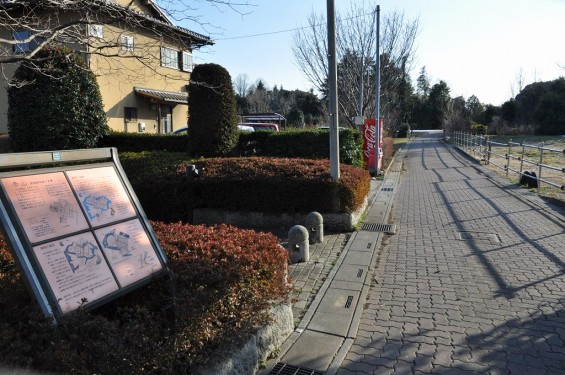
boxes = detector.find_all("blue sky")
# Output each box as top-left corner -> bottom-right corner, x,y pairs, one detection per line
175,0 -> 565,106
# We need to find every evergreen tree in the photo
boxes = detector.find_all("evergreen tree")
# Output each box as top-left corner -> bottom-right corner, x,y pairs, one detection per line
416,66 -> 430,97
187,63 -> 238,157
8,46 -> 108,151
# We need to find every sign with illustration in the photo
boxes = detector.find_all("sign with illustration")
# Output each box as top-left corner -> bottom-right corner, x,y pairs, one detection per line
67,167 -> 137,226
94,219 -> 163,287
33,232 -> 119,314
1,172 -> 89,243
0,149 -> 168,321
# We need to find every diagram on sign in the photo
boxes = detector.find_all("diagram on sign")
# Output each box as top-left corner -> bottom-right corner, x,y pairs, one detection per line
49,198 -> 82,225
95,219 -> 162,287
63,237 -> 102,273
102,229 -> 131,258
33,232 -> 119,314
0,172 -> 89,243
66,166 -> 136,226
80,193 -> 115,221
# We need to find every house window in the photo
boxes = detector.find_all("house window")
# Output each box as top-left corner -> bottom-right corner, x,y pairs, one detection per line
120,35 -> 134,52
160,46 -> 178,69
181,51 -> 193,72
124,107 -> 138,122
13,30 -> 31,53
89,24 -> 103,38
13,30 -> 44,53
13,30 -> 30,53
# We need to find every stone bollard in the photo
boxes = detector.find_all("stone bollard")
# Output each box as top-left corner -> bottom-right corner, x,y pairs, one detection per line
305,211 -> 324,244
185,164 -> 199,179
287,225 -> 309,263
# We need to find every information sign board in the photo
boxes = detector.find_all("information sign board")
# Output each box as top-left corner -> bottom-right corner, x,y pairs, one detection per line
2,172 -> 89,243
0,148 -> 168,321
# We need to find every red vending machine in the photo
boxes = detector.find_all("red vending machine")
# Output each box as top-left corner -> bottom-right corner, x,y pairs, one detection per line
362,118 -> 383,174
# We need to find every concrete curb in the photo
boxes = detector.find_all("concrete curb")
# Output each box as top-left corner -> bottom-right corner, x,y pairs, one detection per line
195,303 -> 294,375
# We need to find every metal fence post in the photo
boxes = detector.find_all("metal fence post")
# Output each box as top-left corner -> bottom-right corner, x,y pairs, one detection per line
478,135 -> 483,161
538,142 -> 544,194
519,142 -> 525,179
487,136 -> 492,165
506,140 -> 511,177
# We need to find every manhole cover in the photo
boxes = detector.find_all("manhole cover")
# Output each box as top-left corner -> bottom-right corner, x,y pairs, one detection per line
361,223 -> 396,234
268,362 -> 324,375
458,231 -> 501,244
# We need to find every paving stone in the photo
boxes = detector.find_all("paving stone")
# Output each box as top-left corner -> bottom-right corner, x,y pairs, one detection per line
336,133 -> 565,374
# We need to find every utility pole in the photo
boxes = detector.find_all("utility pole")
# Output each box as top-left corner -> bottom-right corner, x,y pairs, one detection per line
358,61 -> 364,117
374,5 -> 381,175
327,0 -> 340,181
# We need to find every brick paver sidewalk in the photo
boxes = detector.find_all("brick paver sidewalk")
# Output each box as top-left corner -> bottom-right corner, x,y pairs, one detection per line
338,133 -> 565,374
289,232 -> 350,325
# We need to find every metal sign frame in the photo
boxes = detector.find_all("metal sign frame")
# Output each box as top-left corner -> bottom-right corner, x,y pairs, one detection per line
0,148 -> 169,321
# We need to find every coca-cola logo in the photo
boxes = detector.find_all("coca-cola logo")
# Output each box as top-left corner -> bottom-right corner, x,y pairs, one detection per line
364,124 -> 376,143
363,124 -> 376,158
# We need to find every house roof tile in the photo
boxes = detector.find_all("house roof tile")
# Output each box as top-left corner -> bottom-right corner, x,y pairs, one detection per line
134,87 -> 188,104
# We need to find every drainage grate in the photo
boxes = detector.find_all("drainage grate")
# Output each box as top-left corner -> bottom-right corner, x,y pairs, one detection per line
361,223 -> 396,234
345,295 -> 354,308
269,362 -> 325,375
357,269 -> 364,278
381,187 -> 394,192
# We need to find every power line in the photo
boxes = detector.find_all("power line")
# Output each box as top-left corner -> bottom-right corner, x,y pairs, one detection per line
215,26 -> 306,40
213,11 -> 374,41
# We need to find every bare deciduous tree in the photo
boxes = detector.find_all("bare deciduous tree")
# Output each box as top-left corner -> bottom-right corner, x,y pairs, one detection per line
292,1 -> 419,127
246,79 -> 271,113
0,0 -> 251,84
509,68 -> 525,98
233,73 -> 251,97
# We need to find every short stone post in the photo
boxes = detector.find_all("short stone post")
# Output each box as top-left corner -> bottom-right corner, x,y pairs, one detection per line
185,164 -> 199,179
305,211 -> 324,244
287,225 -> 309,263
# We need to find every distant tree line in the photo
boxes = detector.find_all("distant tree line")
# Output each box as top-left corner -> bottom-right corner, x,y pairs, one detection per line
495,78 -> 565,135
284,1 -> 565,137
410,73 -> 565,136
233,74 -> 325,128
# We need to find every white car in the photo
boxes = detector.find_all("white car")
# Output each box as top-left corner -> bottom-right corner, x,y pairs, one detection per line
237,125 -> 255,132
172,125 -> 254,134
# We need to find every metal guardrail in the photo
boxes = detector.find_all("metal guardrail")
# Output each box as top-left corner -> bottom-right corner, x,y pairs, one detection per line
449,131 -> 565,192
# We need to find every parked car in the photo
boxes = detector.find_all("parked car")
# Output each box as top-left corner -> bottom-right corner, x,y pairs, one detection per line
237,125 -> 255,132
173,125 -> 255,134
172,126 -> 188,134
239,122 -> 279,132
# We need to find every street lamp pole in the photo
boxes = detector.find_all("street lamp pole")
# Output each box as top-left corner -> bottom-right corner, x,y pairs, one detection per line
374,5 -> 381,175
327,0 -> 340,181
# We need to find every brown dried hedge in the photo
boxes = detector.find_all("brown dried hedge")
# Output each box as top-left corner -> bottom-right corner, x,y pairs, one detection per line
0,222 -> 289,374
134,157 -> 371,222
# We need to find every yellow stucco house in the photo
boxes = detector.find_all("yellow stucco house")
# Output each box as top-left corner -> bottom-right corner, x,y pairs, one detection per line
0,0 -> 213,134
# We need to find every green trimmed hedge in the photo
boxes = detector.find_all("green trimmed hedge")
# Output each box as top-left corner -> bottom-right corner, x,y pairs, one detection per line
102,128 -> 363,167
132,157 -> 371,222
99,132 -> 188,152
118,151 -> 190,185
236,128 -> 363,167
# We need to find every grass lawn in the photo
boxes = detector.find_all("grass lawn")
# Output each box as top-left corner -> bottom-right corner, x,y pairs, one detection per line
458,134 -> 565,205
